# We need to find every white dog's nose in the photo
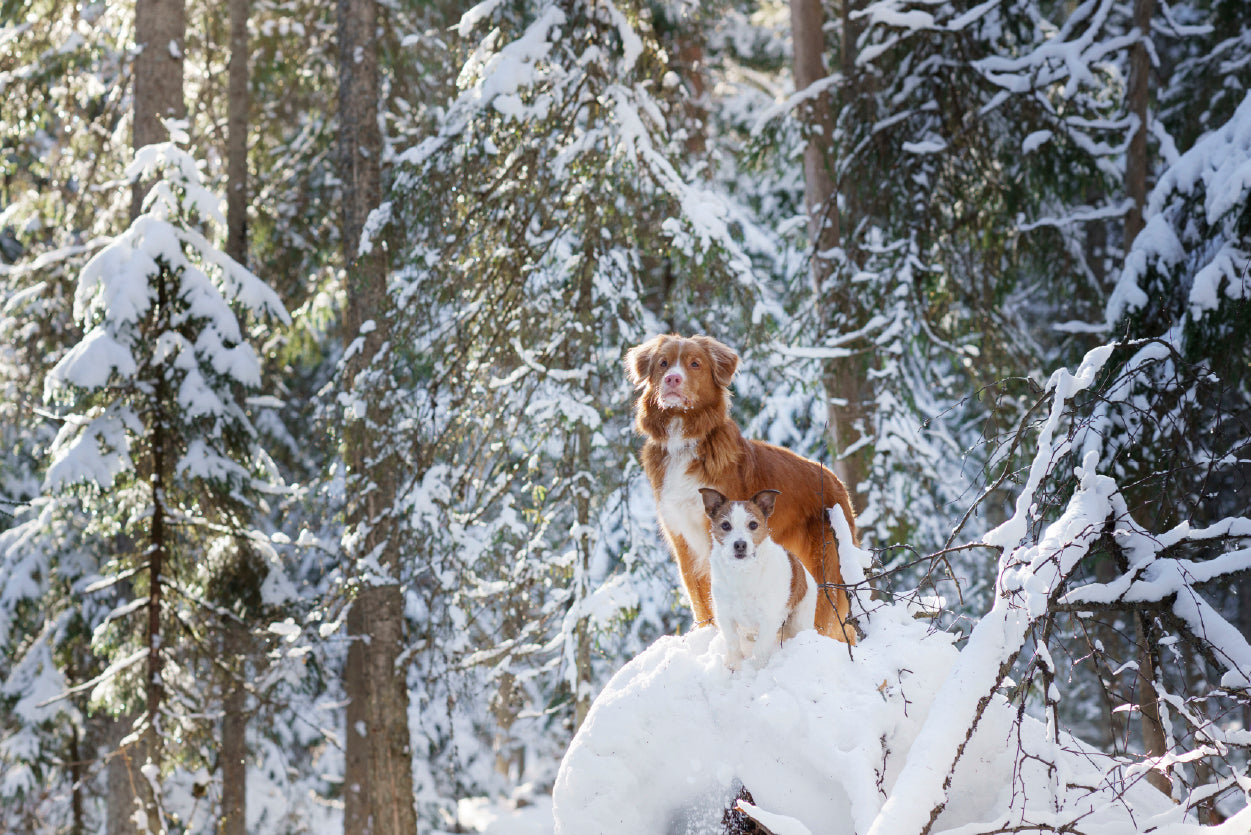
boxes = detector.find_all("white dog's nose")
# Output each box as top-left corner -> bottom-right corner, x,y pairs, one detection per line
732,539 -> 748,558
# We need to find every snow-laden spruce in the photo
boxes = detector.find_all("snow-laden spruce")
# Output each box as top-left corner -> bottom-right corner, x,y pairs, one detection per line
1,133 -> 297,832
44,137 -> 289,491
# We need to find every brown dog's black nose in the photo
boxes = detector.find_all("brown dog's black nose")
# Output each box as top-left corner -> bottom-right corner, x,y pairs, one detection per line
733,539 -> 747,558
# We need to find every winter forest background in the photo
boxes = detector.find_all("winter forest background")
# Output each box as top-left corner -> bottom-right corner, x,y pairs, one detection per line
1,0 -> 1249,831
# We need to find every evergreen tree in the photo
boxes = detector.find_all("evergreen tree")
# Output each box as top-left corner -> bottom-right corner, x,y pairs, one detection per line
8,135 -> 289,831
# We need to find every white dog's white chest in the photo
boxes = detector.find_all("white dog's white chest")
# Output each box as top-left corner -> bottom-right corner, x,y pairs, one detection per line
657,426 -> 711,571
711,542 -> 790,630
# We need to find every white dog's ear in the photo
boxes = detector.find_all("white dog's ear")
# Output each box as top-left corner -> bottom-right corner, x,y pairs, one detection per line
625,336 -> 665,388
700,488 -> 728,518
692,335 -> 739,388
750,489 -> 780,518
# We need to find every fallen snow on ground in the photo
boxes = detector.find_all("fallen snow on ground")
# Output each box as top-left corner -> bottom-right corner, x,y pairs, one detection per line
551,604 -> 1220,835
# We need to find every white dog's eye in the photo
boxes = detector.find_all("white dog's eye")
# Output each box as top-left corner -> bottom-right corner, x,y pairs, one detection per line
721,521 -> 732,531
748,521 -> 758,530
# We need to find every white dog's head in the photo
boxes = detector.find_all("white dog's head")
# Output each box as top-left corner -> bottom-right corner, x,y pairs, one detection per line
700,488 -> 779,561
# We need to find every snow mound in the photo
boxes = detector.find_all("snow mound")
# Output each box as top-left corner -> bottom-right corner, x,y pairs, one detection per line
553,606 -> 1177,835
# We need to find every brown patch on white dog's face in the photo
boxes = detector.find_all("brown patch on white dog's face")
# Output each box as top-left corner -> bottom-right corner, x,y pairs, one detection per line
702,488 -> 775,560
626,334 -> 739,413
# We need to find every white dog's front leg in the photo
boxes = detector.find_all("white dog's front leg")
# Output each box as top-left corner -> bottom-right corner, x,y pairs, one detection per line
724,624 -> 747,671
738,627 -> 759,668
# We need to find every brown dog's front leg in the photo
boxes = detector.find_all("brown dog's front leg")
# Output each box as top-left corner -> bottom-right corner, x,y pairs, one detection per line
667,532 -> 714,627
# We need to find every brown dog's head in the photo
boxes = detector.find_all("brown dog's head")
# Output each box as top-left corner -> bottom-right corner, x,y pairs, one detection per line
625,334 -> 739,416
700,488 -> 779,560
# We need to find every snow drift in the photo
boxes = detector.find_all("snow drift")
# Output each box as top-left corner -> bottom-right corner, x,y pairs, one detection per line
553,604 -> 1245,835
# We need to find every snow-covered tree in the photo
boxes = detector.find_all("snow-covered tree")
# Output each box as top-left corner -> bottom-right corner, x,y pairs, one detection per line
1,135 -> 290,831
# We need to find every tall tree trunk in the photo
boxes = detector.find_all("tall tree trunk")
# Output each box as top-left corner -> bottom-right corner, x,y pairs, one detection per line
676,32 -> 707,159
338,0 -> 418,832
226,0 -> 249,267
131,0 -> 186,220
790,0 -> 838,272
70,722 -> 85,835
220,4 -> 251,831
1135,611 -> 1172,794
220,622 -> 249,835
570,232 -> 598,732
790,0 -> 869,511
220,4 -> 252,831
1124,0 -> 1154,246
132,9 -> 184,812
343,602 -> 370,832
106,717 -> 138,835
217,2 -> 254,828
1124,0 -> 1167,797
143,293 -> 170,835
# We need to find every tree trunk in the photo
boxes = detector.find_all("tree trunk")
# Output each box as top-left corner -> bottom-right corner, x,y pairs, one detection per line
360,584 -> 416,835
1124,0 -> 1154,246
570,238 -> 597,732
790,0 -> 869,510
1124,0 -> 1167,797
70,723 -> 85,835
1135,612 -> 1171,795
338,0 -> 418,831
226,0 -> 249,265
220,622 -> 249,835
132,0 -> 183,815
132,0 -> 185,219
789,0 -> 838,266
106,717 -> 138,835
143,321 -> 169,835
343,603 -> 371,833
676,32 -> 707,159
220,4 -> 251,829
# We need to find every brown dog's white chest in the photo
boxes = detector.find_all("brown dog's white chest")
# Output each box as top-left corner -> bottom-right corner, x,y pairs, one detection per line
656,423 -> 713,576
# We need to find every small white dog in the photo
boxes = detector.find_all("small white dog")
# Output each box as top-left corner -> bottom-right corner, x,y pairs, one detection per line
699,488 -> 817,671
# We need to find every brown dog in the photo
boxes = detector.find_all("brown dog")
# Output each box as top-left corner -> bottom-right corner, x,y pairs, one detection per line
625,334 -> 857,643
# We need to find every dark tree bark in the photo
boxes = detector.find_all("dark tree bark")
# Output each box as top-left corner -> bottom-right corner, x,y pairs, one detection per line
219,4 -> 252,830
722,785 -> 772,834
1123,0 -> 1168,796
123,2 -> 187,813
226,0 -> 249,266
1136,612 -> 1172,794
220,622 -> 249,835
69,723 -> 84,835
789,0 -> 838,263
338,0 -> 418,832
132,0 -> 185,219
789,0 -> 869,510
676,32 -> 707,159
343,603 -> 371,832
1124,0 -> 1155,246
106,717 -> 138,835
140,270 -> 172,835
570,230 -> 597,732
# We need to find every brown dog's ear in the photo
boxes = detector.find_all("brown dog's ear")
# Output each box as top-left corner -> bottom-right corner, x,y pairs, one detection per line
700,488 -> 728,519
625,336 -> 663,388
750,489 -> 780,518
692,336 -> 739,388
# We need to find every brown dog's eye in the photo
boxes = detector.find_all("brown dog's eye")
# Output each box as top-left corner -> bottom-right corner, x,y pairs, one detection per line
659,359 -> 668,368
690,360 -> 700,368
721,521 -> 731,531
748,521 -> 758,530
